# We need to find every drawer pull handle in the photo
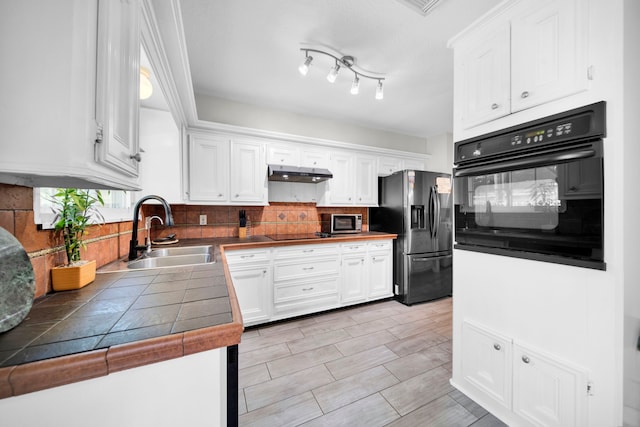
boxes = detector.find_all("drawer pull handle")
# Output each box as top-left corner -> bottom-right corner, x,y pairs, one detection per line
240,254 -> 255,259
522,355 -> 531,364
493,343 -> 501,351
491,103 -> 499,110
521,91 -> 529,99
302,287 -> 314,291
302,267 -> 314,270
303,249 -> 314,253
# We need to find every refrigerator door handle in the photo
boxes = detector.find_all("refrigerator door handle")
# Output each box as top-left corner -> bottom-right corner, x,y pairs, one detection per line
412,257 -> 432,262
434,187 -> 441,238
429,186 -> 437,239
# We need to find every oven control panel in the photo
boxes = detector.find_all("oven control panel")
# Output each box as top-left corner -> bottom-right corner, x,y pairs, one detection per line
454,101 -> 605,164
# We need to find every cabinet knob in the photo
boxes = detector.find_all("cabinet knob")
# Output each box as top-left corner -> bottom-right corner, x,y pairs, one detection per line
522,355 -> 531,364
235,194 -> 239,198
493,343 -> 501,351
491,103 -> 499,110
521,91 -> 530,99
262,269 -> 267,274
569,186 -> 578,192
313,161 -> 317,165
130,152 -> 142,162
218,193 -> 223,197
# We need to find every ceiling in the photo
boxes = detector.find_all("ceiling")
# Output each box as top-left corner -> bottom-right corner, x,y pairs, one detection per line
146,0 -> 501,139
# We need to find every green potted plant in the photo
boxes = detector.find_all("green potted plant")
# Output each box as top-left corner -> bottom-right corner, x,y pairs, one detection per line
49,188 -> 104,291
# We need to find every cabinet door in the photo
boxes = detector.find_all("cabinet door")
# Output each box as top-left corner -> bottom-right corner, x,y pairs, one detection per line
95,0 -> 141,177
403,158 -> 426,171
456,22 -> 511,129
378,156 -> 403,177
513,343 -> 587,427
327,152 -> 355,205
341,254 -> 367,304
511,0 -> 587,112
300,149 -> 330,169
355,156 -> 377,205
368,251 -> 392,299
229,265 -> 271,326
188,134 -> 229,201
230,140 -> 267,203
461,321 -> 512,409
267,144 -> 299,166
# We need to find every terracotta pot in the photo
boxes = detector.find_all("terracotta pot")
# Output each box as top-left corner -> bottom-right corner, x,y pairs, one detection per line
51,260 -> 97,291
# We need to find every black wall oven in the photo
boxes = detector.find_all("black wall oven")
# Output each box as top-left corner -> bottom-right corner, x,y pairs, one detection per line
453,102 -> 606,270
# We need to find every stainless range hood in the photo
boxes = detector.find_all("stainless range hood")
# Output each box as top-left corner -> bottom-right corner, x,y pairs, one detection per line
267,164 -> 333,183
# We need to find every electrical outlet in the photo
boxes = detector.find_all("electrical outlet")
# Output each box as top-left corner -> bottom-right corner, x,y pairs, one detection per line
199,214 -> 207,225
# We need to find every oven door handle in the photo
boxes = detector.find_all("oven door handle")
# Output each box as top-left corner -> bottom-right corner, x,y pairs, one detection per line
454,149 -> 596,177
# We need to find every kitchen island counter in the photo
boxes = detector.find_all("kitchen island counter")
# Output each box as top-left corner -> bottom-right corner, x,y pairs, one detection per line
0,232 -> 396,398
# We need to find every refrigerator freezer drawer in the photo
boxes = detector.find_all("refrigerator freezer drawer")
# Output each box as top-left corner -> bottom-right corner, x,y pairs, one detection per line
401,253 -> 452,305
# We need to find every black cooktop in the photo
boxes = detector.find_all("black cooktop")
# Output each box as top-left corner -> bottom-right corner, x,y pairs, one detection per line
265,232 -> 333,241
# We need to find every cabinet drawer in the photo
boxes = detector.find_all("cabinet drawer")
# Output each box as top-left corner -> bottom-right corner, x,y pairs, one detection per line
273,257 -> 339,282
274,277 -> 339,304
273,244 -> 339,260
225,249 -> 271,266
367,240 -> 392,252
341,243 -> 367,254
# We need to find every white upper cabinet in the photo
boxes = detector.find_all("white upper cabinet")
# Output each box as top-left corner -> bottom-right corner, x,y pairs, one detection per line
266,144 -> 300,166
230,139 -> 267,203
300,148 -> 330,169
187,131 -> 266,205
317,151 -> 377,206
455,22 -> 511,128
0,0 -> 141,190
510,0 -> 587,112
451,0 -> 588,130
94,0 -> 142,177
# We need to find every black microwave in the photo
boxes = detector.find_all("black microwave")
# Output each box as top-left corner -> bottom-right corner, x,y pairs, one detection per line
321,214 -> 363,234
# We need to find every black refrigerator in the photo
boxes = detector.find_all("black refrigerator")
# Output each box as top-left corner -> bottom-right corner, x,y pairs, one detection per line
370,170 -> 453,305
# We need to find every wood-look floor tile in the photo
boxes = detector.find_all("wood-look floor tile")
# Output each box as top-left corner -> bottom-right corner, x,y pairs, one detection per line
241,329 -> 260,339
239,391 -> 322,427
349,307 -> 402,324
239,389 -> 247,416
386,318 -> 438,340
343,317 -> 398,338
286,329 -> 350,354
258,317 -> 316,337
240,329 -> 305,353
239,363 -> 271,389
267,345 -> 342,378
381,366 -> 454,416
244,365 -> 334,411
469,413 -> 509,427
325,345 -> 398,380
385,329 -> 449,357
311,365 -> 399,413
384,346 -> 451,381
300,393 -> 400,427
334,330 -> 397,357
448,389 -> 489,419
239,343 -> 291,370
385,395 -> 477,427
298,317 -> 358,336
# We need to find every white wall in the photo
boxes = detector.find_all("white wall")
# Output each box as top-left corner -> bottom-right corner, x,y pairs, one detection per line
450,0 -> 636,426
195,94 -> 429,154
137,107 -> 183,204
622,0 -> 640,424
425,133 -> 453,174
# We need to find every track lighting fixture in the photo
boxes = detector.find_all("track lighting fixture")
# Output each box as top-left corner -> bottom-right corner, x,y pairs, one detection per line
298,46 -> 386,100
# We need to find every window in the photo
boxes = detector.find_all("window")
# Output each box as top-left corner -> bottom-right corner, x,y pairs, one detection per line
34,188 -> 134,229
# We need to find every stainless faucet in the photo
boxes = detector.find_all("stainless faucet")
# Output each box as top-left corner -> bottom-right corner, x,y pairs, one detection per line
145,216 -> 164,252
129,195 -> 174,260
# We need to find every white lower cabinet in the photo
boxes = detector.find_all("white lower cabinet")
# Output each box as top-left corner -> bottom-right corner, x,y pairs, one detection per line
341,243 -> 368,304
227,239 -> 393,326
226,249 -> 271,326
461,320 -> 588,427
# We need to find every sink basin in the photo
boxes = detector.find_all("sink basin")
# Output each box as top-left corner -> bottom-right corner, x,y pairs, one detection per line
127,253 -> 214,269
147,245 -> 213,258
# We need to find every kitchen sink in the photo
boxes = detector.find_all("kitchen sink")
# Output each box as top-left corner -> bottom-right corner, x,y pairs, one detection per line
146,245 -> 214,258
127,253 -> 214,269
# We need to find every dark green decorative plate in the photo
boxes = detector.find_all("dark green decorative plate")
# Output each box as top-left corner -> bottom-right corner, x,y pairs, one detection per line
0,227 -> 35,333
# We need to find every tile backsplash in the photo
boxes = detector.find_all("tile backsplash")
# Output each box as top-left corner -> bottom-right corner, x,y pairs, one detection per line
144,202 -> 368,240
0,183 -> 368,298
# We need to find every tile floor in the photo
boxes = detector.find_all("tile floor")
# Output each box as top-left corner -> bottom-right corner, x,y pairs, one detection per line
237,297 -> 507,426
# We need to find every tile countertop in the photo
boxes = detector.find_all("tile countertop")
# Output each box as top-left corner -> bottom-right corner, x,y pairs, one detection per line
0,232 -> 396,399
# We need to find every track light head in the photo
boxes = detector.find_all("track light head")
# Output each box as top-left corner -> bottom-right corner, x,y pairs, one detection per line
350,75 -> 360,95
298,55 -> 313,76
327,62 -> 340,83
375,80 -> 384,100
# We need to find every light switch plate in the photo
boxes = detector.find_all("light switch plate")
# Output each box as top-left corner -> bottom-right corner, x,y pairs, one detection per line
199,214 -> 207,225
